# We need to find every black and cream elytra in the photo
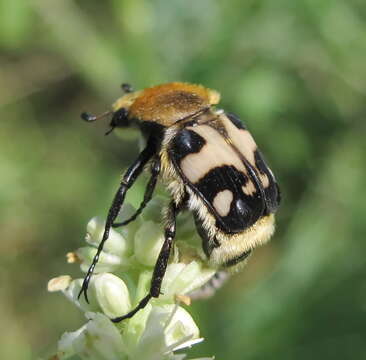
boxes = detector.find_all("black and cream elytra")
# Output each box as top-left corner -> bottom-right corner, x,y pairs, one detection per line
80,82 -> 281,321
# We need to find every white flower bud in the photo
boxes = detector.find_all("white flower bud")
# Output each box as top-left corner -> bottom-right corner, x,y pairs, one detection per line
134,221 -> 165,266
57,324 -> 85,359
163,306 -> 200,349
130,305 -> 200,360
56,274 -> 131,323
160,261 -> 216,300
58,313 -> 127,360
86,216 -> 132,257
48,275 -> 72,292
89,273 -> 132,319
76,246 -> 130,273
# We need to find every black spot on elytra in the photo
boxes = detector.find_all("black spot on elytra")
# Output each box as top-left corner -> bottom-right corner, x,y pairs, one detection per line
170,129 -> 206,162
195,165 -> 264,233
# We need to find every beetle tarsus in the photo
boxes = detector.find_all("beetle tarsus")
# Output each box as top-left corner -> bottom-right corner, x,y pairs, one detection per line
111,294 -> 152,322
78,280 -> 90,304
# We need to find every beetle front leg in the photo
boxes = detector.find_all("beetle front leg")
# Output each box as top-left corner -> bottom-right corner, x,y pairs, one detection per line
112,159 -> 160,228
78,143 -> 155,303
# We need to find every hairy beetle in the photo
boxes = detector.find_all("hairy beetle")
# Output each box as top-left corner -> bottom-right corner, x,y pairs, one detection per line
80,82 -> 280,321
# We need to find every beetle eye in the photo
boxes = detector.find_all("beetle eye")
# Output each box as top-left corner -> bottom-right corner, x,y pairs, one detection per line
105,108 -> 130,136
110,108 -> 130,128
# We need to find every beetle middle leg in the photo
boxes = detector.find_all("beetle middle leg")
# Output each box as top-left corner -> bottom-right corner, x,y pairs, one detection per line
112,201 -> 178,322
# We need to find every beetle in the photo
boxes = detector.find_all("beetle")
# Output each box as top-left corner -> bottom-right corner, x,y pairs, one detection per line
79,82 -> 280,322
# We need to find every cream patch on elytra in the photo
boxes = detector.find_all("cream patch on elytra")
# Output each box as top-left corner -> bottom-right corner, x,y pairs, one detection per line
213,189 -> 233,217
180,125 -> 247,183
221,115 -> 257,166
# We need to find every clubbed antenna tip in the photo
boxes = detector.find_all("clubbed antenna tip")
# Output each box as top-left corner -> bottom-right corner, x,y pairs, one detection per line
121,83 -> 133,93
81,112 -> 97,122
80,111 -> 112,122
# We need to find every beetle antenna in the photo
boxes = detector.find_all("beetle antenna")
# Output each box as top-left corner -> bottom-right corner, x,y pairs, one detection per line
80,110 -> 112,122
121,83 -> 133,93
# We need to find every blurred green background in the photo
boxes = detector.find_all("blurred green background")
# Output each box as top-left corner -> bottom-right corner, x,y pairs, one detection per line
1,0 -> 366,359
